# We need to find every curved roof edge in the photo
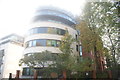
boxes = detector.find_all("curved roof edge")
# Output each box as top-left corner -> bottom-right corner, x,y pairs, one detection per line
34,6 -> 78,24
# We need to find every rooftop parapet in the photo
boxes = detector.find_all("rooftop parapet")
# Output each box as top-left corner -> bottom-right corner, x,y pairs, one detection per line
33,6 -> 78,27
0,34 -> 24,45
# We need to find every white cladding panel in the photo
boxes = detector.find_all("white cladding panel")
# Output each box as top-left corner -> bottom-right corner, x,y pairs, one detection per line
24,47 -> 62,54
0,43 -> 24,78
25,34 -> 62,43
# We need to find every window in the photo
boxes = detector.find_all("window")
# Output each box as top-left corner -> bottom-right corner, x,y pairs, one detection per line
76,45 -> 79,52
0,50 -> 4,57
79,45 -> 82,56
0,64 -> 3,74
22,68 -> 33,76
28,27 -> 66,36
25,39 -> 60,48
56,41 -> 60,47
36,40 -> 41,46
47,27 -> 53,34
40,40 -> 46,46
22,67 -> 47,76
75,34 -> 78,40
0,50 -> 4,74
29,41 -> 32,47
38,27 -> 47,33
33,28 -> 38,34
32,40 -> 36,47
56,29 -> 60,35
36,40 -> 46,46
51,40 -> 57,47
46,40 -> 51,46
53,28 -> 57,34
61,30 -> 66,35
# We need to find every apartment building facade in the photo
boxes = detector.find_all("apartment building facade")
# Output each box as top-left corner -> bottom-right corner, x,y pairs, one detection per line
24,7 -> 80,55
0,34 -> 24,79
22,7 -> 81,76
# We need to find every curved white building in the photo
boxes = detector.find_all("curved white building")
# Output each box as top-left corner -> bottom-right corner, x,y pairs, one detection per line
22,7 -> 81,77
24,7 -> 79,55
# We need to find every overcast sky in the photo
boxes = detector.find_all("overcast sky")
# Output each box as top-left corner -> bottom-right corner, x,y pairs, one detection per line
0,0 -> 86,38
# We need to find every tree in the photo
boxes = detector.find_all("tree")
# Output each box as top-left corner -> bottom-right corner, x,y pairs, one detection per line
19,32 -> 93,78
19,33 -> 76,78
47,32 -> 76,78
76,21 -> 105,71
49,32 -> 94,78
81,1 -> 119,78
19,50 -> 57,68
19,50 -> 59,77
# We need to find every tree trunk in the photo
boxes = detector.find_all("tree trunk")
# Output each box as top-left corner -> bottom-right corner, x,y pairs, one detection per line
34,69 -> 37,80
63,70 -> 67,80
92,70 -> 96,79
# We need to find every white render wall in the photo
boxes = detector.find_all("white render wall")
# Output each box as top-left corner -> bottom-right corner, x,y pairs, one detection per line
25,34 -> 63,43
24,21 -> 78,55
0,42 -> 24,78
24,47 -> 62,54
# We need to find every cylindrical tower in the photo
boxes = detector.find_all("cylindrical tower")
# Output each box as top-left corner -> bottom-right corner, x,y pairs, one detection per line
24,7 -> 79,55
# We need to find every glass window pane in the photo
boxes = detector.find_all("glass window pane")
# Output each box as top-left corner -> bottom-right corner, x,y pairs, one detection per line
51,40 -> 56,47
38,40 -> 46,46
36,40 -> 41,46
75,34 -> 78,40
79,46 -> 82,56
26,39 -> 61,47
46,40 -> 51,46
38,27 -> 47,33
0,50 -> 4,57
47,27 -> 53,34
61,30 -> 66,35
29,41 -> 32,47
53,28 -> 57,34
22,68 -> 26,75
32,40 -> 36,47
29,68 -> 33,76
76,45 -> 79,52
57,29 -> 60,35
26,68 -> 30,75
28,27 -> 66,35
33,28 -> 37,33
56,41 -> 60,47
22,68 -> 33,76
37,27 -> 41,33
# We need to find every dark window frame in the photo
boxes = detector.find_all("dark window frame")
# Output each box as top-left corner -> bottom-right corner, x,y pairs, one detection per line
25,39 -> 61,48
28,27 -> 66,36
